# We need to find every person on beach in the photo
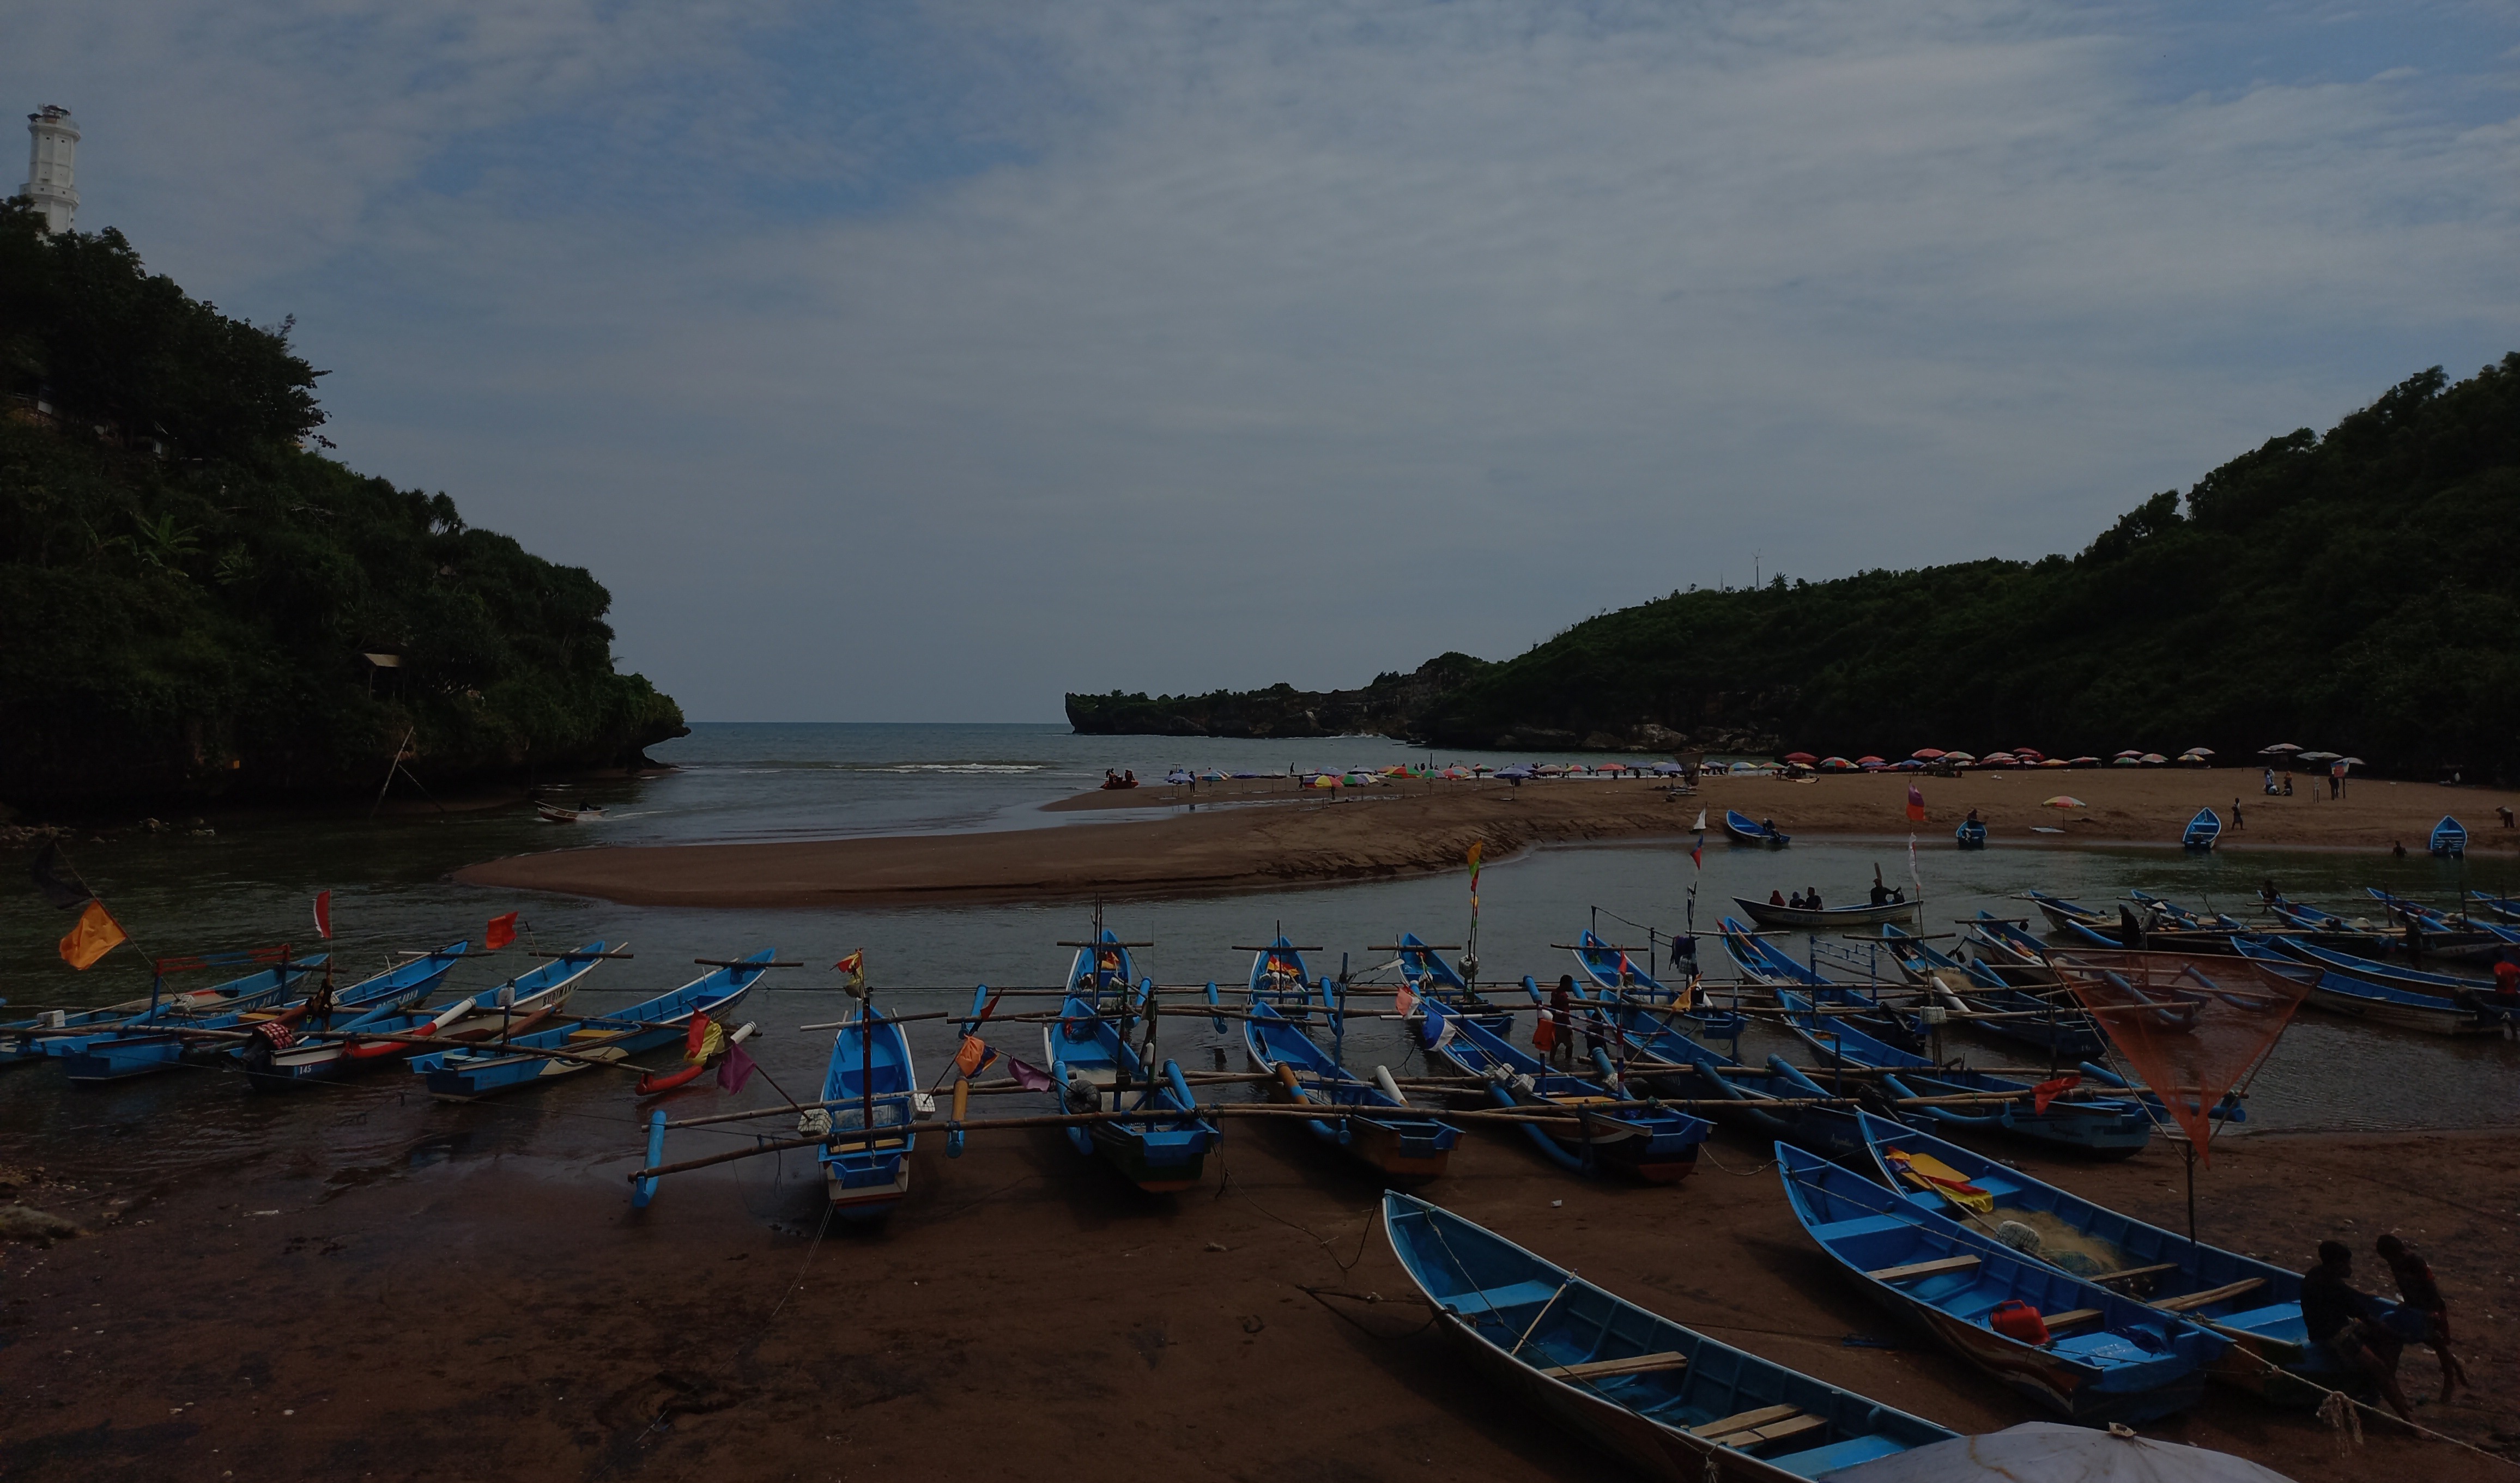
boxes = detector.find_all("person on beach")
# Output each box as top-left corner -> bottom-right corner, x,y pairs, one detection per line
2376,1233 -> 2470,1403
2282,773 -> 2294,795
2302,1240 -> 2414,1423
2232,797 -> 2244,830
1547,975 -> 1576,1069
2264,767 -> 2277,794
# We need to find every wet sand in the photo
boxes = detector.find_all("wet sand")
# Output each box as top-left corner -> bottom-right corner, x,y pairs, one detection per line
454,767 -> 2520,909
7,1117 -> 2514,1482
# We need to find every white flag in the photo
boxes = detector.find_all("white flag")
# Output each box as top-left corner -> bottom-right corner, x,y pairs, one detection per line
1692,809 -> 1707,832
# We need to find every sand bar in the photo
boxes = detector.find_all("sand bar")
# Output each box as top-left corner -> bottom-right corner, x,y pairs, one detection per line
453,767 -> 2520,908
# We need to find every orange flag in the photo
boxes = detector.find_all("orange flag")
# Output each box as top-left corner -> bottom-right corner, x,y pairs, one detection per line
1905,784 -> 1927,824
484,912 -> 519,952
58,900 -> 126,970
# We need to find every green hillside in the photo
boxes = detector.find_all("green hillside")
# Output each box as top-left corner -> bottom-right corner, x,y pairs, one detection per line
1074,356 -> 2520,778
0,202 -> 684,811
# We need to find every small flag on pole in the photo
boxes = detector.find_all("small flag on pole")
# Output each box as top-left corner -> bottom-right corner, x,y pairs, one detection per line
313,890 -> 333,940
1005,1055 -> 1054,1092
484,911 -> 518,952
1905,785 -> 1927,824
836,950 -> 867,996
58,899 -> 127,970
1394,981 -> 1417,1017
953,1034 -> 996,1078
716,1039 -> 758,1093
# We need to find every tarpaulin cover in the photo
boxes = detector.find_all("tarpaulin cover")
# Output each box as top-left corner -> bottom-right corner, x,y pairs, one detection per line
2044,950 -> 2309,1163
1821,1421 -> 2299,1482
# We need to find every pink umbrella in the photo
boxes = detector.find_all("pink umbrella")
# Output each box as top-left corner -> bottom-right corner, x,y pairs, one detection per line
1912,749 -> 1945,761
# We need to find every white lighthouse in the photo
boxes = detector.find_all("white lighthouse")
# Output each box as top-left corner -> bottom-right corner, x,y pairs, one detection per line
22,105 -> 78,234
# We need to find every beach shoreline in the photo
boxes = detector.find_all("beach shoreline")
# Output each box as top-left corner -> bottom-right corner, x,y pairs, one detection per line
453,767 -> 2520,909
8,1115 -> 2512,1482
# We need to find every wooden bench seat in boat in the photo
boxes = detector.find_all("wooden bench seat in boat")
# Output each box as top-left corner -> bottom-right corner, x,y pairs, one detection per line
2153,1277 -> 2264,1313
1444,1279 -> 1562,1315
1688,1405 -> 1827,1449
1538,1351 -> 1687,1383
1864,1254 -> 1981,1283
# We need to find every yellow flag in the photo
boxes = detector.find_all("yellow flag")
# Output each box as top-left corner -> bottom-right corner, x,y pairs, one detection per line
684,1018 -> 726,1066
59,900 -> 126,971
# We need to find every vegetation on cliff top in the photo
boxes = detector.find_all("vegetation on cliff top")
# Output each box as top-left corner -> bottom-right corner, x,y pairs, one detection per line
0,201 -> 684,810
1075,356 -> 2520,779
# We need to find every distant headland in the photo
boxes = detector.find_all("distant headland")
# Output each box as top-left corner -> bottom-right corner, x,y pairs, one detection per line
1070,355 -> 2520,783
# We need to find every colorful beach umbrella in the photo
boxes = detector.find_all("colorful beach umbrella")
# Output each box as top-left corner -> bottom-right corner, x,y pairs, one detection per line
2140,752 -> 2168,764
1855,755 -> 1885,765
1911,748 -> 1945,761
2042,795 -> 2085,808
1784,751 -> 1819,764
2258,742 -> 2303,754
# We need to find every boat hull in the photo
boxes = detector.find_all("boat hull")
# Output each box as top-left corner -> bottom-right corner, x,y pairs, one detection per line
1732,897 -> 1920,930
824,1160 -> 912,1221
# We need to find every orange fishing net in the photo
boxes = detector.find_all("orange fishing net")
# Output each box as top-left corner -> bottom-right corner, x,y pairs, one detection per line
2043,949 -> 2311,1163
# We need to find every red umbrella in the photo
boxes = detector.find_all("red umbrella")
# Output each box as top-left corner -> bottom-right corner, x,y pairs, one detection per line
1855,755 -> 1885,765
1912,748 -> 1945,761
1784,751 -> 1819,765
2012,748 -> 2045,761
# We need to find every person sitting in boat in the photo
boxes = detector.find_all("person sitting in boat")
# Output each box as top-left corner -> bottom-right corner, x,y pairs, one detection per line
1788,890 -> 1807,910
2303,1240 -> 2414,1423
2377,1233 -> 2469,1403
1805,886 -> 1822,910
1868,865 -> 1892,907
1889,886 -> 1905,902
1761,817 -> 1778,837
1768,889 -> 1786,907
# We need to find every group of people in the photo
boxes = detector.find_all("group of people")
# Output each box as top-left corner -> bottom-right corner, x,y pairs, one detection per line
2306,1235 -> 2470,1423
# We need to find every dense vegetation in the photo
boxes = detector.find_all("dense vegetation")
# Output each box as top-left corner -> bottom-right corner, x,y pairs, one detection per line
1076,356 -> 2520,779
0,201 -> 684,811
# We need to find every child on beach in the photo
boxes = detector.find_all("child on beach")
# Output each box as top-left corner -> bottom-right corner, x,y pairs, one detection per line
2377,1233 -> 2470,1403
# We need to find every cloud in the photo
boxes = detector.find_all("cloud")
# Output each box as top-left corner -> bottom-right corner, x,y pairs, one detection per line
7,1 -> 2515,718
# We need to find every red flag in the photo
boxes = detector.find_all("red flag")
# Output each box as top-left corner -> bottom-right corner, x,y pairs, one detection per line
1532,1017 -> 1558,1054
2031,1072 -> 2082,1114
683,1010 -> 714,1059
484,911 -> 518,952
312,890 -> 332,940
1394,982 -> 1418,1017
1905,785 -> 1927,824
716,1040 -> 757,1093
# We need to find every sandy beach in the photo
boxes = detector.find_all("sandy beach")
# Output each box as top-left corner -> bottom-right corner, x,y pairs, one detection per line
9,1116 -> 2513,1482
455,767 -> 2520,909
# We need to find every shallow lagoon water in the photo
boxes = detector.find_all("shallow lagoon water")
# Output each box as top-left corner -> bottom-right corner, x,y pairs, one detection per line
4,724 -> 2513,1200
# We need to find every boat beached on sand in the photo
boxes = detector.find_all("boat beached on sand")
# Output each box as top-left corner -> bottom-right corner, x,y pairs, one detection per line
414,951 -> 770,1099
1384,1192 -> 1959,1481
1777,1144 -> 2227,1425
1045,931 -> 1217,1193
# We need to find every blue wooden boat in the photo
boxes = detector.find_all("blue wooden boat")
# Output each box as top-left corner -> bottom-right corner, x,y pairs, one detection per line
1954,818 -> 1986,849
1774,980 -> 2152,1157
2020,890 -> 2112,935
239,943 -> 611,1090
1570,929 -> 1743,1038
2181,808 -> 2221,852
5,952 -> 327,1066
1046,931 -> 1217,1193
1572,978 -> 1872,1162
1244,1000 -> 1460,1182
2274,933 -> 2497,999
2365,886 -> 2520,945
2469,890 -> 2520,925
2127,890 -> 2245,932
2233,937 -> 2500,1035
414,950 -> 769,1099
1878,926 -> 2106,1060
59,946 -> 459,1085
1384,1192 -> 1958,1480
1394,932 -> 1511,1034
1719,920 -> 1925,1052
2431,816 -> 2466,858
819,1001 -> 919,1220
1853,1110 -> 2414,1407
1420,998 -> 1709,1181
1776,1144 -> 2226,1424
1722,809 -> 1789,847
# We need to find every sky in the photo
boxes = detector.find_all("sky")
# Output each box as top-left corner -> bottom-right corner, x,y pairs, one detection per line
10,2 -> 2517,721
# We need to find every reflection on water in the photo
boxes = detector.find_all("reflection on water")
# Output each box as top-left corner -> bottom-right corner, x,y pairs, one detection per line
5,724 -> 2515,1199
